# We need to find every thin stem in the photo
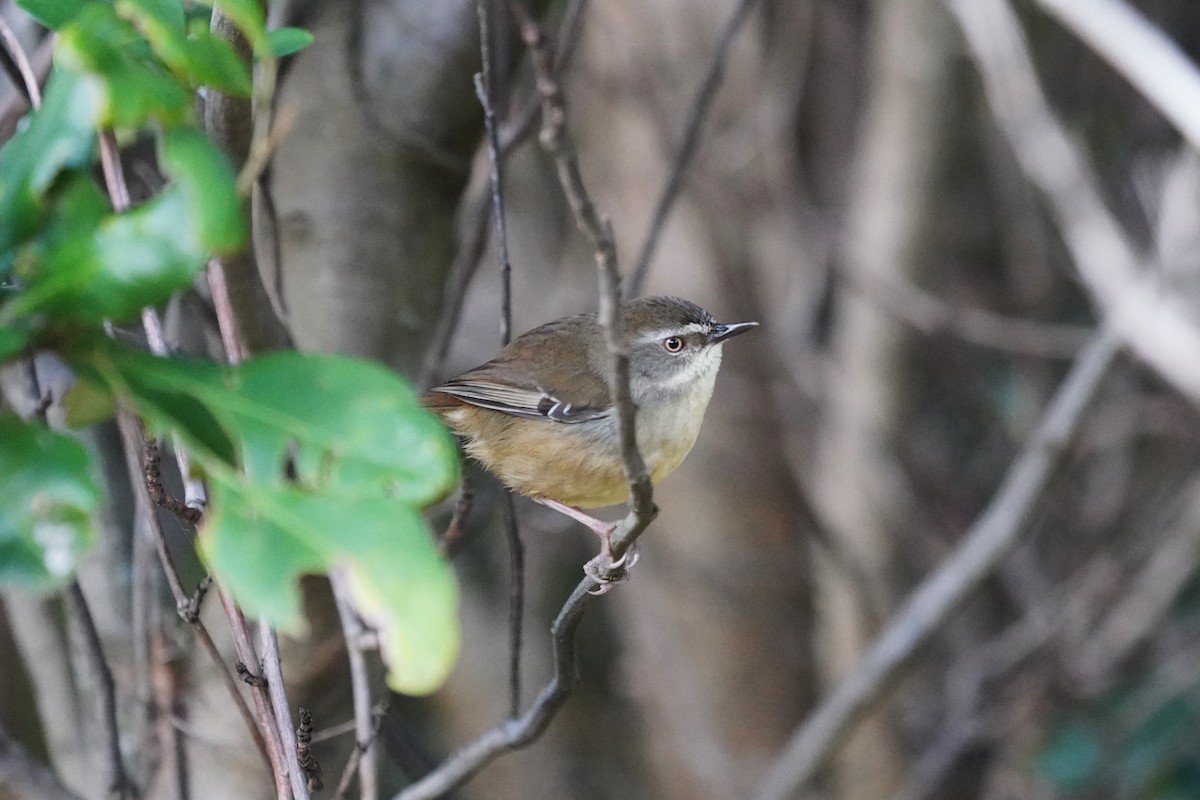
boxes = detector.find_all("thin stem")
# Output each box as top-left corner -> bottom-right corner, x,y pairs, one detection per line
217,587 -> 290,800
476,0 -> 525,719
753,330 -> 1119,800
501,493 -> 523,718
259,626 -> 311,800
394,580 -> 594,800
628,0 -> 762,296
0,13 -> 42,107
330,571 -> 378,800
66,580 -> 135,800
510,0 -> 657,565
417,0 -> 590,388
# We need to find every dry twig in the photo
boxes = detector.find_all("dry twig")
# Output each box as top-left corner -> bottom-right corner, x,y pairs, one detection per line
952,0 -> 1200,403
753,329 -> 1119,800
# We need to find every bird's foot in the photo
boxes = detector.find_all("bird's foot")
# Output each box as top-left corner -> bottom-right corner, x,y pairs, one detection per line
584,541 -> 640,595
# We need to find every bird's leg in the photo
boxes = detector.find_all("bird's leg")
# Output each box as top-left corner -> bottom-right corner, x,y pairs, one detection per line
533,498 -> 639,592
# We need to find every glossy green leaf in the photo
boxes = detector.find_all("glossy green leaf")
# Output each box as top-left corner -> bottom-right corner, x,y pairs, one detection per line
0,69 -> 101,258
195,0 -> 266,55
17,0 -> 105,30
266,27 -> 313,58
86,345 -> 462,693
7,130 -> 243,323
158,128 -> 245,252
0,413 -> 98,587
202,480 -> 459,694
56,3 -> 190,127
181,23 -> 252,95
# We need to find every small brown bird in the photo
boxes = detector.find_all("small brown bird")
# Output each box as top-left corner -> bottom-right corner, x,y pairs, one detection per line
424,296 -> 757,583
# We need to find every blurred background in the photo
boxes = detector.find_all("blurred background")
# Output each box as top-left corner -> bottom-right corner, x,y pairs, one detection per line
5,0 -> 1200,799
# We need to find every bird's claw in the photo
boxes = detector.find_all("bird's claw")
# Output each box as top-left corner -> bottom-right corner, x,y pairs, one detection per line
584,542 -> 640,595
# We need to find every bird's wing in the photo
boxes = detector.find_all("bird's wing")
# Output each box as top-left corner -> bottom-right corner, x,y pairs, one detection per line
429,319 -> 613,424
428,378 -> 611,423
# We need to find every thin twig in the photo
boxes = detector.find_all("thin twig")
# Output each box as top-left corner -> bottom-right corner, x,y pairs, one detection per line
99,124 -> 273,777
628,0 -> 761,296
0,721 -> 87,800
330,571 -> 378,800
500,493 -> 523,717
217,588 -> 290,800
476,0 -> 526,718
847,266 -> 1093,359
417,0 -> 590,389
66,580 -> 135,800
1032,0 -> 1200,154
260,626 -> 311,800
394,580 -> 595,800
0,13 -> 42,108
204,7 -> 292,355
752,330 -> 1119,800
951,0 -> 1200,402
511,0 -> 657,563
334,702 -> 388,800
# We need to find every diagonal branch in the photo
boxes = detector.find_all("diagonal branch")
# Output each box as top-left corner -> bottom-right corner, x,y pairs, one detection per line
628,0 -> 762,296
951,0 -> 1200,404
65,581 -> 135,800
393,580 -> 594,800
1031,0 -> 1200,154
753,329 -> 1119,800
510,0 -> 656,561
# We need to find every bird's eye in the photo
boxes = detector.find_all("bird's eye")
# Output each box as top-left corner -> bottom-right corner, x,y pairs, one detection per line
662,336 -> 685,353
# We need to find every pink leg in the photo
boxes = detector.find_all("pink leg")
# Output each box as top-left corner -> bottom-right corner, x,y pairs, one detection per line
534,497 -> 616,538
533,498 -> 639,592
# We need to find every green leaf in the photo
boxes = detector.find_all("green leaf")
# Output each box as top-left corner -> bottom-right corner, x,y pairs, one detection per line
56,3 -> 191,127
0,413 -> 98,587
182,23 -> 252,95
0,69 -> 101,260
0,326 -> 31,362
84,345 -> 462,693
7,130 -> 244,323
17,0 -> 106,30
62,373 -> 116,428
158,128 -> 245,252
195,0 -> 266,55
202,480 -> 459,694
266,27 -> 313,58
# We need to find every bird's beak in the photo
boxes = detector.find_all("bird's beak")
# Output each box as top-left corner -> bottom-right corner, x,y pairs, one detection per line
708,321 -> 759,344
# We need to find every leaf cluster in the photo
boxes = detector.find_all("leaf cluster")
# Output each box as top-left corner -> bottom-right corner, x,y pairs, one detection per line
0,0 -> 459,694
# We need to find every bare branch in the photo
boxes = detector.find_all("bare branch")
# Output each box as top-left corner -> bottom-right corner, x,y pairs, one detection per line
417,0 -> 591,389
260,627 -> 311,800
65,581 -> 135,800
510,0 -> 656,562
0,13 -> 42,108
1032,0 -> 1200,154
204,8 -> 292,356
475,0 -> 526,719
628,0 -> 762,296
330,571 -> 378,800
0,723 -> 86,800
753,329 -> 1119,800
951,0 -> 1200,403
847,266 -> 1093,359
393,580 -> 595,800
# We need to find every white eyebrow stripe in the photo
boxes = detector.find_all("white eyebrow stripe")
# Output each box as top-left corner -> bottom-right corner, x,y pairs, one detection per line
633,323 -> 709,344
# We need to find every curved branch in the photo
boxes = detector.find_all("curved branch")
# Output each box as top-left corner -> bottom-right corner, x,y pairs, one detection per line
952,0 -> 1200,403
753,329 -> 1119,800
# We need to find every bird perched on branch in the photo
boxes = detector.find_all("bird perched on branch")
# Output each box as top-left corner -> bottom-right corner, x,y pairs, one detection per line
424,296 -> 757,588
